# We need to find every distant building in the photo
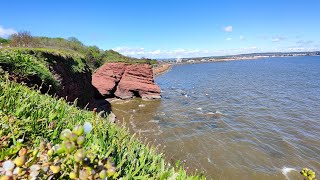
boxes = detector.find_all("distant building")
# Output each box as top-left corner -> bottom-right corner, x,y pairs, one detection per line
176,57 -> 182,63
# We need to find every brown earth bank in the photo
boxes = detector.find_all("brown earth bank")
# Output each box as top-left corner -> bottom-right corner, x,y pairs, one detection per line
153,63 -> 172,76
43,53 -> 98,109
92,63 -> 161,100
0,50 -> 100,110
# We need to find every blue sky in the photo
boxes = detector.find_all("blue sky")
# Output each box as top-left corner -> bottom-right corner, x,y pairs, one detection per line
1,0 -> 319,58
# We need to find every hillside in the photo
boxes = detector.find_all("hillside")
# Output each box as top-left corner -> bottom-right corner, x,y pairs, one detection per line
2,33 -> 157,70
0,48 -> 96,108
0,34 -> 204,179
0,78 -> 204,179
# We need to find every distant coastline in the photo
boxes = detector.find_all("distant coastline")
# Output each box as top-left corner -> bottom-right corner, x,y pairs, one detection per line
153,63 -> 172,76
159,51 -> 320,65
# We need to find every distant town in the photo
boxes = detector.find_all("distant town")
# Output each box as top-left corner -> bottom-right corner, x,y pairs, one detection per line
159,51 -> 320,64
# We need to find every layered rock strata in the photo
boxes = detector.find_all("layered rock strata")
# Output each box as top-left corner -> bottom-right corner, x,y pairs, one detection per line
92,63 -> 161,100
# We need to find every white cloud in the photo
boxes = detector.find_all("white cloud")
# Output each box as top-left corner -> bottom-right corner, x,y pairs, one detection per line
240,35 -> 245,40
112,45 -> 318,59
150,50 -> 161,55
112,46 -> 265,58
224,26 -> 233,32
296,40 -> 313,46
0,26 -> 17,38
287,47 -> 306,51
272,36 -> 286,42
226,37 -> 232,41
112,47 -> 146,55
272,38 -> 280,42
112,47 -> 212,58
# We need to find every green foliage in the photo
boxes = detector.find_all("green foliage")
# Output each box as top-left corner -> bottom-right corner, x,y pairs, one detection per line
34,36 -> 88,54
0,49 -> 59,90
102,50 -> 157,65
0,48 -> 91,93
0,79 -> 205,179
0,38 -> 10,45
9,34 -> 158,70
10,47 -> 88,73
301,168 -> 316,180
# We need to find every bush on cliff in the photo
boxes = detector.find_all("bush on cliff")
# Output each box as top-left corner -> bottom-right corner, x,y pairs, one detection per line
0,37 -> 10,46
0,49 -> 59,91
0,48 -> 95,108
7,32 -> 158,70
0,78 -> 205,179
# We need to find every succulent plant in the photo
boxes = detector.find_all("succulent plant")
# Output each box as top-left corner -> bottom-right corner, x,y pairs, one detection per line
0,123 -> 116,180
73,125 -> 84,136
301,168 -> 316,180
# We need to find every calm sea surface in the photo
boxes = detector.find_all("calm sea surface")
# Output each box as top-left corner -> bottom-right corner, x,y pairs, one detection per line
111,56 -> 320,179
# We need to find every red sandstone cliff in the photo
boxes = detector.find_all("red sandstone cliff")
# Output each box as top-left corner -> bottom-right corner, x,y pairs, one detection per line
92,63 -> 161,100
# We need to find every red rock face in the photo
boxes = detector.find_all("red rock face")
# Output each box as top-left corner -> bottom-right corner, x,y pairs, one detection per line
92,63 -> 126,97
115,64 -> 161,100
92,63 -> 161,100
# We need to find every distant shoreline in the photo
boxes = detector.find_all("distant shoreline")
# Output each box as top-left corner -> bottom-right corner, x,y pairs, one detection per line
159,51 -> 320,65
153,63 -> 173,76
160,54 -> 320,66
152,54 -> 320,77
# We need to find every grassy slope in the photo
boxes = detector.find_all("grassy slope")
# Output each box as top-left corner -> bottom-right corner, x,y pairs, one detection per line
32,37 -> 157,69
0,78 -> 204,179
0,48 -> 88,90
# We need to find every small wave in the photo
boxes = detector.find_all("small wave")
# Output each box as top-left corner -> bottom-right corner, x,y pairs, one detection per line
149,120 -> 160,123
138,129 -> 152,133
155,129 -> 163,135
196,107 -> 202,111
281,167 -> 296,180
205,111 -> 224,118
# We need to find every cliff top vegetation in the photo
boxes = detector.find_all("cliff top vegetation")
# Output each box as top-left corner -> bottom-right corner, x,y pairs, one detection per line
1,31 -> 157,70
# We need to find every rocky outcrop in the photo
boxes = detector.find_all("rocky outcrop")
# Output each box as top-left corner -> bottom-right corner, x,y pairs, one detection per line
92,63 -> 126,97
115,64 -> 161,99
92,63 -> 161,100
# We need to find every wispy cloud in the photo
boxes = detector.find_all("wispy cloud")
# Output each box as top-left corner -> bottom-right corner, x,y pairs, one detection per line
224,26 -> 233,32
113,47 -> 212,58
272,36 -> 286,42
113,44 -> 318,59
112,47 -> 146,56
239,35 -> 245,40
226,37 -> 232,41
112,46 -> 265,58
296,40 -> 314,46
0,26 -> 17,38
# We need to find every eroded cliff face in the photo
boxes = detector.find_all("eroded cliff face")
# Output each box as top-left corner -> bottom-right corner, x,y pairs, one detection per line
92,63 -> 161,100
43,53 -> 97,109
0,49 -> 97,109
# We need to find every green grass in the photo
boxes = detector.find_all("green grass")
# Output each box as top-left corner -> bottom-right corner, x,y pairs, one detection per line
3,47 -> 88,73
103,50 -> 158,66
0,78 -> 205,179
0,48 -> 90,92
0,48 -> 59,89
